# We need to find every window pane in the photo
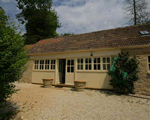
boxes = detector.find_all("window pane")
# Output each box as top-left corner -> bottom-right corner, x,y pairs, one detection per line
94,64 -> 97,70
77,65 -> 80,70
85,58 -> 88,63
36,65 -> 38,69
40,60 -> 44,64
51,60 -> 55,64
103,64 -> 106,70
149,56 -> 150,63
67,60 -> 70,65
98,58 -> 100,63
53,65 -> 55,70
85,65 -> 88,70
89,58 -> 91,63
34,65 -> 37,69
103,58 -> 106,63
81,59 -> 83,63
71,60 -> 74,65
67,67 -> 70,72
81,65 -> 83,70
89,65 -> 91,70
149,64 -> 150,70
107,57 -> 110,63
45,65 -> 49,70
78,59 -> 80,63
98,64 -> 100,70
107,64 -> 110,70
71,67 -> 74,72
45,60 -> 49,64
40,65 -> 44,69
35,60 -> 39,64
94,58 -> 96,63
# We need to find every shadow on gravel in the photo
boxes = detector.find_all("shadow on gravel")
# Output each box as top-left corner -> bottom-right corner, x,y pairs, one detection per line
0,100 -> 21,120
99,90 -> 124,97
70,88 -> 76,91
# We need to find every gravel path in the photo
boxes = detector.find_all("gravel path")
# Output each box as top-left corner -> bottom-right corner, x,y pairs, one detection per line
9,82 -> 150,120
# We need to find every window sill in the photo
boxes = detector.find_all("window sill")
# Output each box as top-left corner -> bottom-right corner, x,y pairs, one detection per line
76,70 -> 108,73
33,70 -> 55,72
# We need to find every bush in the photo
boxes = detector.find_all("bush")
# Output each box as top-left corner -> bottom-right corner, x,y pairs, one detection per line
108,52 -> 139,94
0,6 -> 29,104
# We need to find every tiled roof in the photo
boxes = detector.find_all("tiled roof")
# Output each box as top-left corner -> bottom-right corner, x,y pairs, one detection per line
25,44 -> 35,51
29,23 -> 150,54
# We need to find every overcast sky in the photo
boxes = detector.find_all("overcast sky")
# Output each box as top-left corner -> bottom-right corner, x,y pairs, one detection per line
0,0 -> 150,35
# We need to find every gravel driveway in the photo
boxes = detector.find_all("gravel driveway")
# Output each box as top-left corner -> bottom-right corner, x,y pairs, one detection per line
9,82 -> 150,120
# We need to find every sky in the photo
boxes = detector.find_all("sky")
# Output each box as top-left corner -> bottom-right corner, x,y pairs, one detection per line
0,0 -> 150,35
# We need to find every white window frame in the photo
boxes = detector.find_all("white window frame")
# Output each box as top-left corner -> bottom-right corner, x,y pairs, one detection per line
77,58 -> 84,70
39,60 -> 45,70
85,58 -> 92,70
93,57 -> 101,70
67,59 -> 74,73
102,57 -> 111,70
34,60 -> 39,70
33,59 -> 56,71
45,60 -> 50,70
51,59 -> 55,70
76,56 -> 111,72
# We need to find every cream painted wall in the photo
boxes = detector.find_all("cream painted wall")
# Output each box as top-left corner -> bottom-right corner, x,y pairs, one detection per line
76,72 -> 113,89
32,71 -> 55,84
30,49 -> 121,60
30,49 -> 120,88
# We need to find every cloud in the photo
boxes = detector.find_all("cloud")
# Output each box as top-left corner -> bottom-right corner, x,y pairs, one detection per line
1,0 -> 132,36
54,0 -> 128,34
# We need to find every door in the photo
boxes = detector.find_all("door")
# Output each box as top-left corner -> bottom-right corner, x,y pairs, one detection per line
59,59 -> 66,84
65,59 -> 74,85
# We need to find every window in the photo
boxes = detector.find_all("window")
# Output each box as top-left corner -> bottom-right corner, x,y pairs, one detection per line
34,60 -> 39,69
51,59 -> 55,70
67,59 -> 74,73
94,58 -> 101,70
102,57 -> 110,70
40,60 -> 44,69
139,30 -> 150,35
77,58 -> 83,70
148,56 -> 150,71
45,60 -> 50,70
85,58 -> 92,70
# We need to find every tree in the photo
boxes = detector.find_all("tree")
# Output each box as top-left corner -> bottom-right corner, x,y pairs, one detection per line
108,52 -> 139,94
124,0 -> 150,25
59,33 -> 75,36
0,6 -> 28,103
16,0 -> 61,45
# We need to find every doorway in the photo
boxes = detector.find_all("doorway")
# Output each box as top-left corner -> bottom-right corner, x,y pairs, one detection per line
59,59 -> 66,84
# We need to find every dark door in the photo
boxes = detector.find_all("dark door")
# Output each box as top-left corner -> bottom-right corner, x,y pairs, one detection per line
59,59 -> 66,84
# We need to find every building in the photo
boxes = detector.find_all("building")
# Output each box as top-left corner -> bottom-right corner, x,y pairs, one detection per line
21,23 -> 150,95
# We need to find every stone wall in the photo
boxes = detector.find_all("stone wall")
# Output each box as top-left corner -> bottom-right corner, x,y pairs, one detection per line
122,47 -> 150,95
19,60 -> 33,83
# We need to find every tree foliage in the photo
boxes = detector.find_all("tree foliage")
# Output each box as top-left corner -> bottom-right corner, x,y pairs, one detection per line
59,33 -> 75,36
124,0 -> 150,25
108,52 -> 139,94
0,6 -> 28,103
16,0 -> 61,45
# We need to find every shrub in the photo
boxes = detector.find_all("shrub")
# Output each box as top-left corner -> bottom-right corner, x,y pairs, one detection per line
0,6 -> 29,104
108,52 -> 139,94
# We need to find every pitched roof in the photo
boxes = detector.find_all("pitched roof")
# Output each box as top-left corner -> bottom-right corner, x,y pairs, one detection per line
29,23 -> 150,55
25,44 -> 35,50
